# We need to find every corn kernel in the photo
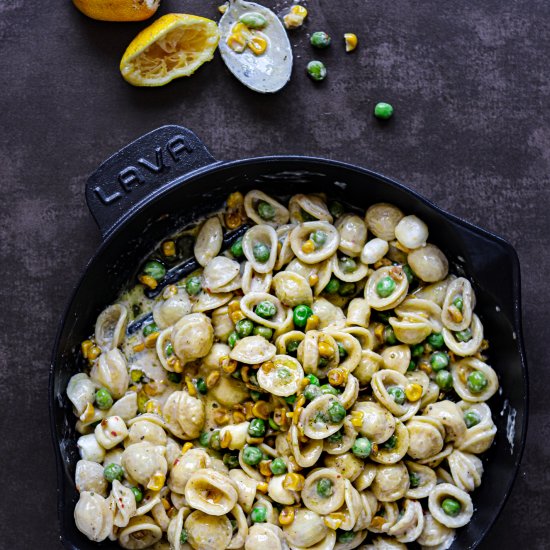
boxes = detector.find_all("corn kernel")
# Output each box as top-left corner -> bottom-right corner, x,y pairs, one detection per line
161,497 -> 171,510
256,482 -> 269,494
305,314 -> 320,331
225,212 -> 242,229
351,410 -> 364,428
147,472 -> 166,491
324,513 -> 344,530
220,431 -> 233,449
131,369 -> 144,383
308,273 -> 319,286
261,360 -> 275,373
133,342 -> 145,353
228,301 -> 242,315
162,240 -> 176,257
247,436 -> 264,445
244,402 -> 255,420
81,340 -> 93,358
296,394 -> 306,409
146,401 -> 161,414
248,35 -> 268,55
80,402 -> 95,423
301,239 -> 315,254
252,400 -> 270,420
374,323 -> 385,340
181,442 -> 194,454
405,383 -> 423,402
232,22 -> 250,35
206,371 -> 221,389
144,382 -> 163,397
370,515 -> 386,529
448,305 -> 464,323
214,409 -> 230,426
284,13 -> 304,28
419,362 -> 432,375
241,366 -> 250,382
344,32 -> 358,52
220,356 -> 238,374
227,33 -> 247,53
139,274 -> 158,290
218,3 -> 228,14
283,473 -> 305,491
279,506 -> 295,525
230,310 -> 246,324
87,345 -> 101,361
293,407 -> 303,424
480,339 -> 489,351
291,5 -> 308,17
233,411 -> 246,423
259,460 -> 272,477
318,342 -> 334,358
169,357 -> 183,373
144,332 -> 159,348
185,377 -> 197,397
227,193 -> 243,209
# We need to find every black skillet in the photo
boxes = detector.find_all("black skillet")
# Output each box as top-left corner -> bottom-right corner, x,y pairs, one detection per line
50,125 -> 528,549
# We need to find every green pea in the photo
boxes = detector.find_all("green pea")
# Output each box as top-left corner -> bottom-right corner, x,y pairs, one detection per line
387,386 -> 406,405
435,369 -> 453,391
248,418 -> 266,438
223,453 -> 240,469
376,276 -> 396,298
467,371 -> 488,393
328,201 -> 344,218
307,374 -> 320,386
464,410 -> 481,428
340,256 -> 357,273
199,432 -> 211,447
301,208 -> 316,222
304,384 -> 322,401
310,230 -> 328,248
243,445 -> 263,465
337,343 -> 347,360
209,430 -> 221,451
250,390 -> 261,402
270,457 -> 287,475
318,357 -> 329,368
180,529 -> 188,544
376,311 -> 391,323
283,395 -> 296,407
327,430 -> 343,442
337,530 -> 355,543
103,463 -> 124,483
442,498 -> 461,517
186,275 -> 202,296
166,371 -> 182,384
339,282 -> 356,296
384,326 -> 397,345
352,437 -> 372,458
268,417 -> 280,431
196,377 -> 207,395
293,304 -> 313,328
321,384 -> 339,396
403,264 -> 415,284
427,332 -> 445,349
286,339 -> 301,355
251,506 -> 267,523
374,102 -> 394,120
382,434 -> 397,449
407,361 -> 417,372
257,200 -> 275,220
236,319 -> 254,338
453,296 -> 464,311
230,237 -> 244,258
310,31 -> 331,48
143,260 -> 166,281
130,487 -> 143,503
165,342 -> 174,356
239,11 -> 267,29
317,478 -> 334,497
327,401 -> 346,423
95,388 -> 113,410
143,322 -> 159,337
411,344 -> 424,358
255,300 -> 277,319
455,328 -> 472,342
430,351 -> 450,371
409,472 -> 420,488
253,243 -> 270,263
228,331 -> 239,348
324,277 -> 341,294
253,325 -> 273,340
307,60 -> 327,81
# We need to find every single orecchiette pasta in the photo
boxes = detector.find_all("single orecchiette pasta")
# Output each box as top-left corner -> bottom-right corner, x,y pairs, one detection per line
194,217 -> 223,267
242,224 -> 278,274
228,469 -> 258,513
323,452 -> 364,482
111,479 -> 137,528
301,467 -> 346,514
126,416 -> 167,448
361,237 -> 389,265
451,356 -> 498,402
203,256 -> 241,292
371,462 -> 410,502
240,292 -> 291,329
244,189 -> 290,227
428,482 -> 474,529
153,290 -> 192,329
365,203 -> 404,241
245,523 -> 286,550
230,335 -> 276,364
336,213 -> 367,257
185,509 -> 233,550
67,373 -> 96,417
118,515 -> 163,549
272,271 -> 313,307
75,460 -> 108,496
388,498 -> 425,543
289,193 -> 333,224
365,266 -> 409,311
77,434 -> 105,463
404,461 -> 437,500
417,512 -> 455,547
257,354 -> 304,396
407,244 -> 449,283
424,400 -> 467,443
162,390 -> 205,440
95,304 -> 128,350
241,261 -> 273,294
168,448 -> 210,494
441,277 -> 476,331
447,449 -> 483,492
283,508 -> 328,548
121,441 -> 167,487
74,491 -> 113,542
394,215 -> 429,250
90,348 -> 129,399
171,313 -> 214,364
290,221 -> 340,264
185,468 -> 238,516
94,415 -> 128,449
457,402 -> 497,454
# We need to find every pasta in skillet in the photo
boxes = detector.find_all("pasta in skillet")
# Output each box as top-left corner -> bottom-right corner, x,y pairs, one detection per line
67,190 -> 499,549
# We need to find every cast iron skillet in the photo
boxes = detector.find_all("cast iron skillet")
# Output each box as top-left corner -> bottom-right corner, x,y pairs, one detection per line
50,125 -> 528,549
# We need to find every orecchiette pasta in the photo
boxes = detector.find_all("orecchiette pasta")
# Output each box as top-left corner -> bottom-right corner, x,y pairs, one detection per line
67,192 -> 500,548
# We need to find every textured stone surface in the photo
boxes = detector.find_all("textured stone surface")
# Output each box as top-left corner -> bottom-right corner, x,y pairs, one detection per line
0,0 -> 548,548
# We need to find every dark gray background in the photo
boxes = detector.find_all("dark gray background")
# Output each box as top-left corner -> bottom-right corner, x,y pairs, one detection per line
1,0 -> 548,548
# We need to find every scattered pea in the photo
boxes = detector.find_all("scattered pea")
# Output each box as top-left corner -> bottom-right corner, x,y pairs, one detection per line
103,463 -> 124,483
186,275 -> 202,296
180,529 -> 188,544
427,332 -> 445,349
376,276 -> 396,297
270,457 -> 287,475
337,530 -> 355,543
307,60 -> 327,81
253,242 -> 271,263
196,377 -> 207,394
430,351 -> 450,371
442,498 -> 461,517
352,437 -> 372,458
467,371 -> 487,393
286,339 -> 301,354
453,296 -> 464,311
199,432 -> 211,446
230,237 -> 244,258
293,304 -> 313,328
243,445 -> 263,465
239,11 -> 267,29
223,453 -> 240,469
310,229 -> 328,248
316,478 -> 334,497
455,328 -> 472,342
435,369 -> 453,391
143,260 -> 166,281
257,200 -> 275,220
382,434 -> 397,449
337,343 -> 347,360
236,319 -> 254,338
339,282 -> 356,296
328,201 -> 344,218
411,344 -> 424,358
403,264 -> 415,284
327,401 -> 346,423
464,410 -> 481,428
310,31 -> 331,48
228,331 -> 239,348
321,384 -> 339,396
285,394 -> 297,405
409,472 -> 420,488
384,325 -> 397,345
324,277 -> 341,294
143,322 -> 159,337
304,384 -> 322,401
307,374 -> 320,385
340,256 -> 357,273
387,386 -> 406,405
374,102 -> 394,120
131,487 -> 143,503
327,430 -> 343,442
255,301 -> 277,318
253,325 -> 273,340
209,431 -> 221,451
95,388 -> 113,410
248,418 -> 266,437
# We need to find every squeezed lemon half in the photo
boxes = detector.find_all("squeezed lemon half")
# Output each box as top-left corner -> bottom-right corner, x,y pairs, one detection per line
120,14 -> 220,87
73,0 -> 160,22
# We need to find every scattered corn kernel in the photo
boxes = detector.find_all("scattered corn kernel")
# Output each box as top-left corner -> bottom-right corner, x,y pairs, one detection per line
230,310 -> 246,324
328,367 -> 348,386
161,497 -> 171,510
480,339 -> 489,351
279,506 -> 295,525
305,314 -> 320,331
133,342 -> 145,353
162,240 -> 176,257
324,513 -> 345,530
144,332 -> 160,348
228,301 -> 242,315
225,212 -> 242,229
87,345 -> 101,361
256,482 -> 269,494
351,410 -> 364,428
259,460 -> 273,477
139,274 -> 158,289
168,356 -> 183,373
252,400 -> 270,420
448,305 -> 463,323
227,191 -> 244,209
370,515 -> 386,529
308,273 -> 319,286
405,383 -> 423,402
214,408 -> 230,426
144,382 -> 162,397
181,442 -> 194,454
292,407 -> 303,425
248,35 -> 268,56
247,436 -> 264,445
301,239 -> 316,254
283,472 -> 305,491
146,401 -> 161,414
227,33 -> 247,53
131,369 -> 144,383
206,371 -> 221,389
80,403 -> 95,423
261,360 -> 275,374
419,362 -> 432,375
296,394 -> 306,409
220,431 -> 233,449
81,340 -> 93,358
147,472 -> 166,491
185,377 -> 197,397
344,32 -> 358,52
318,342 -> 334,358
241,366 -> 250,383
218,3 -> 228,14
221,356 -> 238,374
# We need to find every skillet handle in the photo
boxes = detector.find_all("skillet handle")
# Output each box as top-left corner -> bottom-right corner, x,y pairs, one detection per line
85,125 -> 217,238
